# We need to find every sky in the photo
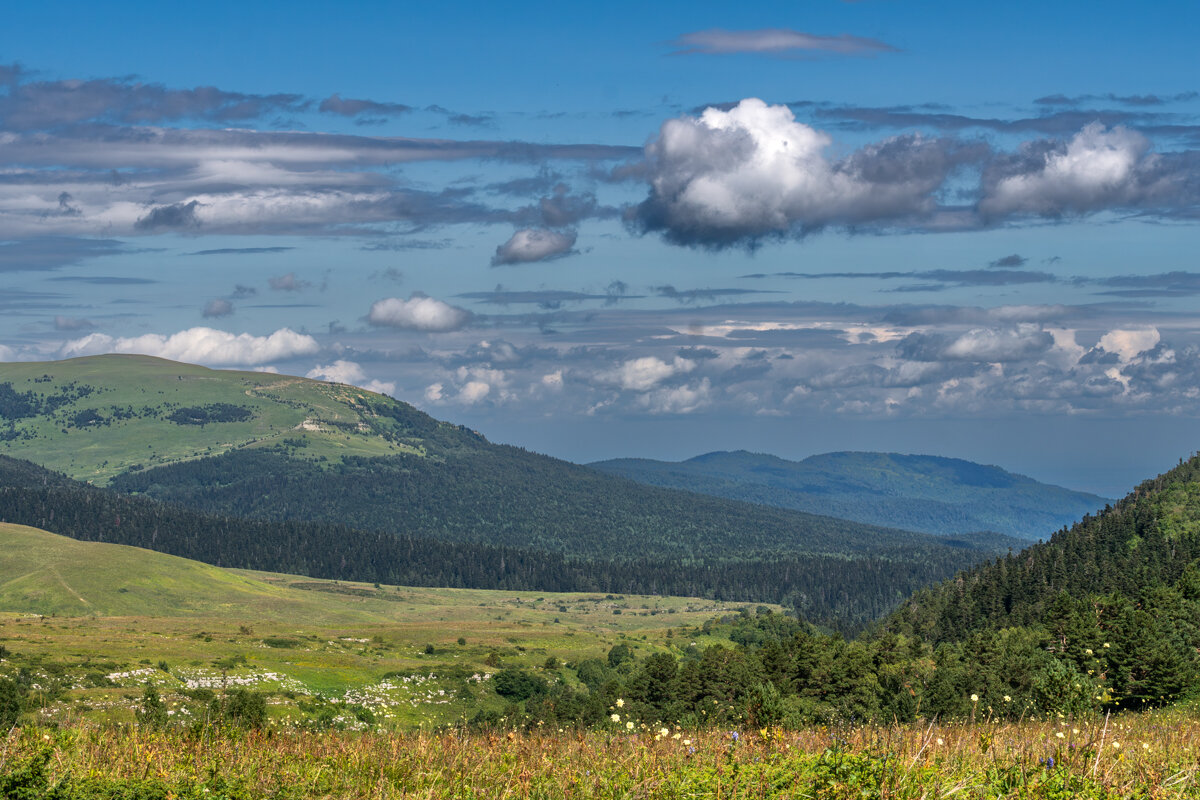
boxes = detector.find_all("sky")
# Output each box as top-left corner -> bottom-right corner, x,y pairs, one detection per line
2,0 -> 1200,495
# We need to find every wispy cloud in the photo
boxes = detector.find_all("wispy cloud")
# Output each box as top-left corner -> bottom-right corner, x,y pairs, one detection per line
668,28 -> 898,57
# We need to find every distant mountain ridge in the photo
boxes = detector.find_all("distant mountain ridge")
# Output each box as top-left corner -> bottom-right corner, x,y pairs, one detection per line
590,450 -> 1110,541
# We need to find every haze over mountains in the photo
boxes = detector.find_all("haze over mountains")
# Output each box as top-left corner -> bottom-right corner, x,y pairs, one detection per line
591,450 -> 1110,541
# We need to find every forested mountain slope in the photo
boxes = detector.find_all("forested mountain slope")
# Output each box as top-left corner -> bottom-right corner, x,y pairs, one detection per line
591,450 -> 1109,540
0,455 -> 1002,630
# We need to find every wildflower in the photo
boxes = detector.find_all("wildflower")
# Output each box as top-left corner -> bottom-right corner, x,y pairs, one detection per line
660,727 -> 670,737
936,738 -> 944,745
1085,648 -> 1093,655
1103,642 -> 1111,648
1143,742 -> 1150,751
616,698 -> 625,708
672,732 -> 681,740
1112,741 -> 1121,749
1003,695 -> 1012,703
611,713 -> 620,723
626,721 -> 634,731
683,739 -> 692,746
1073,728 -> 1080,734
970,694 -> 979,702
1055,732 -> 1065,739
730,731 -> 739,742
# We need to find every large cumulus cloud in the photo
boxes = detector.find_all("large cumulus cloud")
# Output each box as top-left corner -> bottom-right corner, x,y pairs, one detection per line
367,294 -> 473,332
629,98 -> 970,247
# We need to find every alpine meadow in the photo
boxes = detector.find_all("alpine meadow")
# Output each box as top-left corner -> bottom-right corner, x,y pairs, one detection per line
4,1 -> 1200,797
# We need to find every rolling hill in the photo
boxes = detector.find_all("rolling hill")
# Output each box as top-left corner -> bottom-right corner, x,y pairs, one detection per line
590,450 -> 1109,540
0,355 -> 1023,627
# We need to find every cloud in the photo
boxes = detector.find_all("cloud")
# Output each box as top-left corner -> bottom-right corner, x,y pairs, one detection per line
458,289 -> 630,307
1095,327 -> 1160,363
0,237 -> 128,272
53,316 -> 94,331
1034,92 -> 1198,108
989,254 -> 1027,268
611,355 -> 696,390
185,247 -> 294,256
0,74 -> 308,130
980,123 -> 1175,217
268,272 -> 311,292
668,28 -> 898,57
630,99 -> 968,247
202,298 -> 234,318
654,285 -> 778,303
898,325 -> 1056,363
57,326 -> 319,365
491,228 -> 578,265
318,93 -> 412,118
641,379 -> 713,413
305,359 -> 395,395
367,294 -> 473,332
1095,271 -> 1200,297
134,200 -> 201,231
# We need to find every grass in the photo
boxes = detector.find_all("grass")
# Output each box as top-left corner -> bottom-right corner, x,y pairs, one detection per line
6,711 -> 1200,798
0,523 -> 755,728
0,354 -> 419,482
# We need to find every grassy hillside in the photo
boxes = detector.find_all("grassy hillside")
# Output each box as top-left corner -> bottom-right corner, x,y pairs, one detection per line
590,450 -> 1109,540
0,354 -> 422,482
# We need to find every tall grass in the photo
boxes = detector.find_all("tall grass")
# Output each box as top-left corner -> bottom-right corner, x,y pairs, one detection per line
4,710 -> 1200,798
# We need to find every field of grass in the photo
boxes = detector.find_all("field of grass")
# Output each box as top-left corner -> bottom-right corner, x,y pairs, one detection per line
0,523 -> 753,729
0,354 -> 418,482
5,711 -> 1200,798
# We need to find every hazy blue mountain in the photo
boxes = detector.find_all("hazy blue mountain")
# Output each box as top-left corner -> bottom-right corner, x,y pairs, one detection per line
589,450 -> 1111,541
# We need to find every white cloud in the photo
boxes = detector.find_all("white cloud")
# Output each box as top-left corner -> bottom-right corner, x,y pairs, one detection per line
424,383 -> 445,403
57,326 -> 319,366
491,228 -> 577,265
641,379 -> 712,414
612,355 -> 696,390
458,381 -> 491,404
981,124 -> 1159,217
633,98 -> 956,246
0,343 -> 15,361
306,359 -> 395,396
1097,327 -> 1160,363
367,294 -> 472,332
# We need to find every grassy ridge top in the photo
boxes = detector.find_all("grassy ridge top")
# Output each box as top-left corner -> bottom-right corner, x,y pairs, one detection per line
0,354 -> 425,482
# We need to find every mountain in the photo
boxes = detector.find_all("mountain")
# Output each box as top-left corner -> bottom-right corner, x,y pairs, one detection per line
884,453 -> 1200,708
0,355 -> 1021,628
589,450 -> 1109,540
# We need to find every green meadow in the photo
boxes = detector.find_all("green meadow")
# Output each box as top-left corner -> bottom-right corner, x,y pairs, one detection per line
0,523 -> 749,729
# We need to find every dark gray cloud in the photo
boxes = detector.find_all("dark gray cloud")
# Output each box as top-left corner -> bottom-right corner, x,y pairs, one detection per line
46,275 -> 157,285
492,228 -> 578,266
53,315 -> 95,331
185,246 -> 294,256
1095,271 -> 1200,297
268,272 -> 311,292
230,284 -> 257,299
746,269 -> 1057,288
654,285 -> 781,303
0,237 -> 128,272
134,200 -> 201,231
668,28 -> 898,57
318,93 -> 412,118
202,298 -> 234,318
459,289 -> 614,307
1034,92 -> 1199,107
0,74 -> 308,130
989,254 -> 1027,268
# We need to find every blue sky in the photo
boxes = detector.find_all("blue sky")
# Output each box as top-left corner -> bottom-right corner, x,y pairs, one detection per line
2,0 -> 1200,494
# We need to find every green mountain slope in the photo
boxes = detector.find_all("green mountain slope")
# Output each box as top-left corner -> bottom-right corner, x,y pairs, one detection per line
0,522 -> 376,621
590,450 -> 1109,540
882,453 -> 1200,708
0,354 -> 422,483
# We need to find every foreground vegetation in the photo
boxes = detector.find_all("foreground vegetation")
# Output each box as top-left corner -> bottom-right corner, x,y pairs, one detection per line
5,711 -> 1200,798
